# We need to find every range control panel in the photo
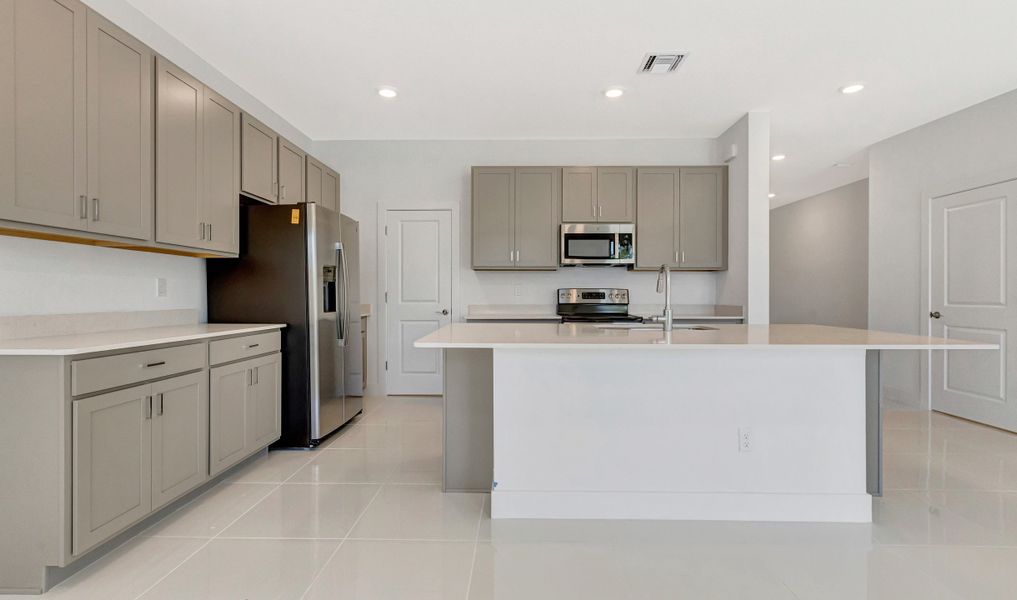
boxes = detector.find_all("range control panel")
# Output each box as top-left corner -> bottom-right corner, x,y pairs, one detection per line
557,288 -> 629,305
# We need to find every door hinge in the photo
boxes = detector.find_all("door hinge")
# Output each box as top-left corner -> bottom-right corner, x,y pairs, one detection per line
385,360 -> 388,370
384,225 -> 388,235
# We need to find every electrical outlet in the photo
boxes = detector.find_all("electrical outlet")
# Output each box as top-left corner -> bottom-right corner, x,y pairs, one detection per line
156,277 -> 168,298
738,427 -> 753,453
513,284 -> 521,297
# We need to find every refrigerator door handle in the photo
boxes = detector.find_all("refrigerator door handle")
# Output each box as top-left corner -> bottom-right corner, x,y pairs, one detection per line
335,242 -> 346,345
341,241 -> 351,347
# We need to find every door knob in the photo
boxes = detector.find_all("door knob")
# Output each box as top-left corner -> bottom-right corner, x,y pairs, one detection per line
436,309 -> 449,316
930,311 -> 942,319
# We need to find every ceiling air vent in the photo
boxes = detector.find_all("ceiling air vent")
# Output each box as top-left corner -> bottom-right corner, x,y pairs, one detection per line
640,53 -> 686,74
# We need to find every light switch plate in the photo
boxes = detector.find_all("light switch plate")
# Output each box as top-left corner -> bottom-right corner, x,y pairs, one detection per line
156,278 -> 168,298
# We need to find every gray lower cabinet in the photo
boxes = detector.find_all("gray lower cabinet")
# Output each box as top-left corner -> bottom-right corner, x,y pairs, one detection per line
241,113 -> 279,203
562,167 -> 635,223
277,137 -> 306,205
636,166 -> 727,271
72,383 -> 152,556
210,352 -> 282,476
0,0 -> 152,239
472,167 -> 559,270
151,371 -> 208,510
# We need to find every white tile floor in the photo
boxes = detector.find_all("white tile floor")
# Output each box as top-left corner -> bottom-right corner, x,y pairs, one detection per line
19,396 -> 1017,599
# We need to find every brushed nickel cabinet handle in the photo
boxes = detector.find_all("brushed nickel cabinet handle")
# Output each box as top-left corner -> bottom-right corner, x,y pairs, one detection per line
91,198 -> 99,221
79,195 -> 87,219
599,206 -> 603,218
144,361 -> 166,368
199,222 -> 205,240
144,395 -> 152,420
156,393 -> 164,416
247,343 -> 260,349
248,368 -> 253,386
207,223 -> 212,241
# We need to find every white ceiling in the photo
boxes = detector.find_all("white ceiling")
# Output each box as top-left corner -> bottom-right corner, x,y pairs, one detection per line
126,0 -> 1017,205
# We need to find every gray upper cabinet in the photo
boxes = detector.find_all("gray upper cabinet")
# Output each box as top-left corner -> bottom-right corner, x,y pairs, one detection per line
72,383 -> 151,556
636,166 -> 727,271
306,156 -> 340,212
155,58 -> 239,253
277,137 -> 305,205
562,167 -> 596,222
85,10 -> 152,240
472,167 -> 559,270
597,167 -> 635,222
514,167 -> 560,269
678,167 -> 727,270
155,57 -> 203,249
201,89 -> 240,253
0,0 -> 86,231
240,113 -> 278,204
636,167 -> 680,269
472,168 -> 515,268
150,372 -> 208,510
562,167 -> 634,223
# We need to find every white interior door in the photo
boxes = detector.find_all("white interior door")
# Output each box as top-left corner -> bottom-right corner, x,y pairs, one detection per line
385,210 -> 453,394
930,179 -> 1017,431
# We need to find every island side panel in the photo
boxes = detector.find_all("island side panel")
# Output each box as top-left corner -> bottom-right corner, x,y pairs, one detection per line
443,348 -> 494,492
490,347 -> 871,522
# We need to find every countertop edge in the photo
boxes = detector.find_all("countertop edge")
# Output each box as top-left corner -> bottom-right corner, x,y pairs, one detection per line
0,324 -> 287,356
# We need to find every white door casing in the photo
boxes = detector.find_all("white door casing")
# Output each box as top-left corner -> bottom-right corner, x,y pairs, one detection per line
930,178 -> 1017,432
385,209 -> 453,394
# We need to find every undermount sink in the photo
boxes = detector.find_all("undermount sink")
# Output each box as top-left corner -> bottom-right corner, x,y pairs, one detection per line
593,323 -> 718,331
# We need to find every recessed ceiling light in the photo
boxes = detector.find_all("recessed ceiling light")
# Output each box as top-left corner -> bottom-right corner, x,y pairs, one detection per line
839,83 -> 865,95
377,87 -> 398,98
771,154 -> 786,161
768,193 -> 776,199
604,88 -> 624,99
833,162 -> 854,168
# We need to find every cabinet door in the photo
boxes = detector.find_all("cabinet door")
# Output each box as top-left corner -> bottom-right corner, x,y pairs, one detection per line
154,57 -> 203,248
248,353 -> 281,450
201,89 -> 240,253
596,167 -> 635,222
305,156 -> 324,205
562,167 -> 596,223
85,10 -> 151,240
636,168 -> 679,269
209,361 -> 250,476
322,167 -> 340,212
678,167 -> 727,270
277,137 -> 305,205
240,113 -> 277,203
471,168 -> 515,268
0,0 -> 87,231
151,372 -> 208,510
72,383 -> 151,555
514,167 -> 560,269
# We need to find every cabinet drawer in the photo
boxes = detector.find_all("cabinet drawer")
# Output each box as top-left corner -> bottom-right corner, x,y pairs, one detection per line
72,343 -> 207,397
209,331 -> 280,366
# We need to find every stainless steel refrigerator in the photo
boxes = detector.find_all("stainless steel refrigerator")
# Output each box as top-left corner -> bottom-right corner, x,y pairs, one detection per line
207,203 -> 361,447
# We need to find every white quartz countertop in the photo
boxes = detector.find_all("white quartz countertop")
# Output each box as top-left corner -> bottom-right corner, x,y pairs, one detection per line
465,304 -> 744,321
415,323 -> 998,351
0,323 -> 286,356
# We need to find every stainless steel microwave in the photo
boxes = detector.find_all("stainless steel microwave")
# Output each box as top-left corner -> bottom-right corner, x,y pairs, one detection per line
560,223 -> 635,266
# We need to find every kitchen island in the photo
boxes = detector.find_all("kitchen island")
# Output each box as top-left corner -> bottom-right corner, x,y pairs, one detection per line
415,323 -> 994,523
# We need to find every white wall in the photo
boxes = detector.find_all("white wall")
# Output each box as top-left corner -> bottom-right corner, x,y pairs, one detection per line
314,139 -> 720,389
770,179 -> 868,328
0,236 -> 204,317
869,88 -> 1017,407
714,112 -> 771,323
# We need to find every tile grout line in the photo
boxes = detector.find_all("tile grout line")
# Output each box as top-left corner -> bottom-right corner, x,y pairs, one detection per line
464,494 -> 488,599
297,481 -> 386,600
130,479 -> 285,599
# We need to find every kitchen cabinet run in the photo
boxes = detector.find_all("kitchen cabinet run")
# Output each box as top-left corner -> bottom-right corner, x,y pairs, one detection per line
472,167 -> 560,270
562,167 -> 635,223
636,166 -> 727,271
0,0 -> 152,240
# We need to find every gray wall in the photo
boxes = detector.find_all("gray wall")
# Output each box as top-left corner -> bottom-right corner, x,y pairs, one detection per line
870,88 -> 1017,407
770,179 -> 868,328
